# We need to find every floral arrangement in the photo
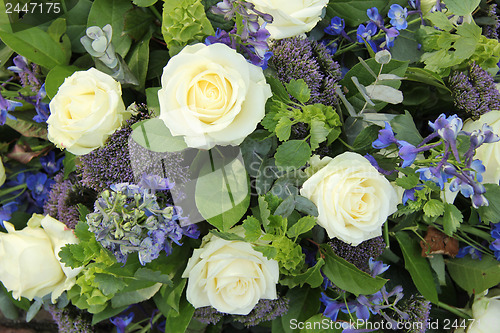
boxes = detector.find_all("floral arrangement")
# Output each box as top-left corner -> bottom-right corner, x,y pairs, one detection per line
1,0 -> 500,332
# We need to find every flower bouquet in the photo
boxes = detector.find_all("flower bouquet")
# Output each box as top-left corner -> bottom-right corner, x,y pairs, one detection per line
1,0 -> 500,332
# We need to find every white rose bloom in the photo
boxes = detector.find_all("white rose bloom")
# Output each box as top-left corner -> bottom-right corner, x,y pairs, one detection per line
249,0 -> 328,39
158,43 -> 272,150
47,68 -> 129,155
300,152 -> 398,246
182,232 -> 279,315
463,111 -> 500,185
0,214 -> 82,302
0,158 -> 5,187
467,289 -> 500,333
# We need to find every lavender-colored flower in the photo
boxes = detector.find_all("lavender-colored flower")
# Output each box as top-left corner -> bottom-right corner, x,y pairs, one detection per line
398,141 -> 420,168
270,37 -> 342,106
192,306 -> 224,325
7,55 -> 41,90
456,245 -> 483,260
388,4 -> 408,30
232,297 -> 290,326
490,223 -> 500,261
0,93 -> 22,125
48,304 -> 94,333
325,16 -> 345,35
484,4 -> 499,40
368,258 -> 390,277
43,173 -> 81,229
397,295 -> 431,333
328,237 -> 386,273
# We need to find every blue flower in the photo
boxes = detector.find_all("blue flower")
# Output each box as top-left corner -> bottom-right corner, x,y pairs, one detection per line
367,7 -> 383,26
320,293 -> 344,321
110,312 -> 134,333
356,22 -> 378,51
397,141 -> 419,167
456,245 -> 482,260
0,94 -> 22,125
139,174 -> 173,192
368,258 -> 390,277
372,122 -> 398,149
0,201 -> 19,228
26,172 -> 54,206
384,27 -> 399,48
416,166 -> 452,190
40,151 -> 64,175
325,16 -> 345,35
388,4 -> 408,30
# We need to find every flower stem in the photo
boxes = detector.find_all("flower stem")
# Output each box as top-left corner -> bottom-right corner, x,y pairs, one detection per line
437,301 -> 472,319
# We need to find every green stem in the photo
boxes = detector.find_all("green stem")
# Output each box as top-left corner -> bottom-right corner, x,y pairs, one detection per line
437,301 -> 472,319
0,184 -> 27,197
338,138 -> 356,151
334,42 -> 360,56
384,221 -> 390,248
149,5 -> 162,21
460,224 -> 493,241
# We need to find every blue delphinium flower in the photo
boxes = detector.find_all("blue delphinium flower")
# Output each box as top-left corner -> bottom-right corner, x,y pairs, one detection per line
388,4 -> 408,30
325,16 -> 345,35
367,7 -> 383,26
0,201 -> 19,228
0,93 -> 22,125
456,245 -> 483,260
110,312 -> 134,333
490,223 -> 500,261
40,151 -> 64,175
356,22 -> 378,51
372,122 -> 398,149
26,172 -> 55,206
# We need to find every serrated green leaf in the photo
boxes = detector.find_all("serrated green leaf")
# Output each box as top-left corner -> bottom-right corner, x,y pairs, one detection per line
94,273 -> 128,296
426,12 -> 454,31
275,117 -> 293,141
395,172 -> 420,190
442,203 -> 463,236
287,216 -> 316,239
281,258 -> 325,289
310,120 -> 329,150
423,199 -> 445,218
243,216 -> 262,242
253,245 -> 278,259
447,255 -> 500,294
395,232 -> 439,303
58,245 -> 83,269
321,245 -> 387,296
445,0 -> 480,16
275,140 -> 311,170
258,195 -> 271,228
286,79 -> 310,103
210,230 -> 246,242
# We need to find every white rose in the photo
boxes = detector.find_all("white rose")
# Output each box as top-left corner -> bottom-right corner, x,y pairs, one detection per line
300,152 -> 398,246
158,43 -> 272,149
0,214 -> 82,302
47,68 -> 129,155
0,158 -> 5,187
249,0 -> 328,39
463,111 -> 500,185
467,289 -> 500,333
182,232 -> 279,315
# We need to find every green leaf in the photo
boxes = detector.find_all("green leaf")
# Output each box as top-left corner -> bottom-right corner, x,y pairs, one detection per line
126,30 -> 151,91
94,273 -> 128,296
477,184 -> 500,224
294,195 -> 318,217
442,203 -> 463,236
131,118 -> 188,152
164,296 -> 195,333
26,298 -> 42,322
243,216 -> 262,242
274,140 -> 311,170
321,245 -> 387,296
195,151 -> 250,231
87,0 -> 133,57
133,0 -> 158,6
145,87 -> 161,117
0,285 -> 18,320
253,245 -> 278,259
63,151 -> 77,180
45,65 -> 80,99
287,216 -> 316,239
274,195 -> 295,218
300,314 -> 342,333
91,304 -> 128,325
444,0 -> 480,16
5,116 -> 47,140
390,111 -> 424,146
395,231 -> 439,303
352,124 -> 380,154
62,0 -> 93,54
134,268 -> 173,285
447,255 -> 500,294
310,120 -> 329,150
326,0 -> 388,26
210,230 -> 246,241
111,283 -> 161,308
266,75 -> 291,102
0,24 -> 68,69
454,23 -> 480,60
285,79 -> 310,104
423,199 -> 445,218
124,7 -> 155,41
275,117 -> 293,141
280,287 -> 321,333
281,258 -> 325,289
426,12 -> 454,31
